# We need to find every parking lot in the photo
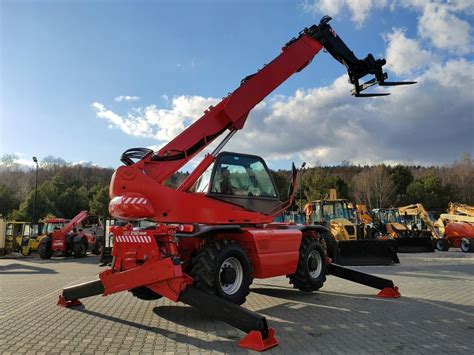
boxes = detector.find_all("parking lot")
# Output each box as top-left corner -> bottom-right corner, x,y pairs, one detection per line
1,251 -> 473,354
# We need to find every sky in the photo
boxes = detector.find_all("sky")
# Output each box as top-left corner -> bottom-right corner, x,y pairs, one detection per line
1,0 -> 473,171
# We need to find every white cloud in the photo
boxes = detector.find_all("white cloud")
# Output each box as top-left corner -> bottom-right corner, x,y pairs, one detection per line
305,0 -> 472,55
114,95 -> 140,102
227,60 -> 473,166
93,57 -> 473,167
93,96 -> 219,142
384,28 -> 438,75
305,0 -> 388,26
417,2 -> 471,55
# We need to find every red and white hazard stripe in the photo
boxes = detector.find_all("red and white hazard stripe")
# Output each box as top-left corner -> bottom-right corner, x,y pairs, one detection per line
114,235 -> 152,243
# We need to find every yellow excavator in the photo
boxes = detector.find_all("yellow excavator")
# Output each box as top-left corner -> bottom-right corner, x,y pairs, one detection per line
371,208 -> 434,253
305,190 -> 399,266
398,203 -> 442,241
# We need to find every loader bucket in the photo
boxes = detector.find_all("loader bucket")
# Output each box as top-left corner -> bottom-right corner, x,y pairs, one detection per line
396,236 -> 434,253
335,240 -> 399,266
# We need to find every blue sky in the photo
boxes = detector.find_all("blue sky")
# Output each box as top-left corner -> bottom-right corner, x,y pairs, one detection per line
1,0 -> 473,170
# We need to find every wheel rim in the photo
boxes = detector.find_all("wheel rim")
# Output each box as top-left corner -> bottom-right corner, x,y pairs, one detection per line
219,257 -> 243,295
461,239 -> 470,252
308,250 -> 322,278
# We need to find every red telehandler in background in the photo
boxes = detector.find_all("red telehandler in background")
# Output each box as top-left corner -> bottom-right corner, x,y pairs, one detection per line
39,211 -> 98,259
60,16 -> 414,351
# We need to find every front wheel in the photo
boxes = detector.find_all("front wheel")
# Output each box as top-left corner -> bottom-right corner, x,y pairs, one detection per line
460,238 -> 474,253
436,238 -> 449,251
38,242 -> 53,259
288,237 -> 327,292
73,241 -> 87,258
190,239 -> 252,305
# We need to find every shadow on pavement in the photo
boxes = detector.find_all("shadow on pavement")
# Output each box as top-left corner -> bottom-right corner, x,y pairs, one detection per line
0,262 -> 58,274
71,306 -> 238,352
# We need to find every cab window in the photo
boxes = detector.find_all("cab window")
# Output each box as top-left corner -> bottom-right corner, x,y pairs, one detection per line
212,155 -> 277,197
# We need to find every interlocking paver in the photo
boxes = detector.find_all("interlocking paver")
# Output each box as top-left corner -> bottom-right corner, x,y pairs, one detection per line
1,251 -> 473,354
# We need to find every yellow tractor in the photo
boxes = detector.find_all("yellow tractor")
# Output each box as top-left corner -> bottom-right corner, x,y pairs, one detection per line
305,192 -> 399,266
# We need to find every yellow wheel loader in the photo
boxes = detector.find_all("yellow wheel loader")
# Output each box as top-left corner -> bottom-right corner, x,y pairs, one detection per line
305,198 -> 399,266
372,208 -> 434,253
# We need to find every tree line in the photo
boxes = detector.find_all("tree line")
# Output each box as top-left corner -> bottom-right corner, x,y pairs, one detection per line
0,153 -> 472,222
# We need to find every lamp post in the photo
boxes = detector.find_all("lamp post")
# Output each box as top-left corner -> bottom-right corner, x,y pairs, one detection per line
299,162 -> 306,213
32,157 -> 39,224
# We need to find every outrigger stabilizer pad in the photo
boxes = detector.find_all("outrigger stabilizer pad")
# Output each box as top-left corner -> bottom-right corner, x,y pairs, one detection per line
238,328 -> 278,352
377,286 -> 401,298
328,263 -> 401,298
57,295 -> 82,308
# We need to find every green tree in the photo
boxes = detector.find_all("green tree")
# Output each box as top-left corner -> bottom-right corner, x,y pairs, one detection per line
390,165 -> 414,197
302,168 -> 349,203
270,170 -> 290,200
89,184 -> 110,217
0,185 -> 19,217
405,175 -> 452,213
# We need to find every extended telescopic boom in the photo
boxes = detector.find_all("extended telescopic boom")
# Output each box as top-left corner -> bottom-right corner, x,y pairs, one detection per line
109,16 -> 415,223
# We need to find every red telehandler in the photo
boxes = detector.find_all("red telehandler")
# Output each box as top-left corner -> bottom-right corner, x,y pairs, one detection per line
39,211 -> 98,259
60,16 -> 414,351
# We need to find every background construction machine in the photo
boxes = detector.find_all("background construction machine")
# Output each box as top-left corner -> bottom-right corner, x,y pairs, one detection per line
305,194 -> 399,266
371,208 -> 434,253
398,203 -> 442,248
38,211 -> 100,259
435,203 -> 474,252
0,220 -> 37,256
59,17 -> 412,351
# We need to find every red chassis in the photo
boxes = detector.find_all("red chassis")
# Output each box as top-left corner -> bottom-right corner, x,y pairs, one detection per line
60,16 -> 411,351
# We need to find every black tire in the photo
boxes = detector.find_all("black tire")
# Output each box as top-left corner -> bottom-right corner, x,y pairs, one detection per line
190,239 -> 252,305
320,231 -> 338,260
91,239 -> 102,255
131,286 -> 163,300
288,237 -> 327,292
436,238 -> 449,251
73,240 -> 87,258
38,242 -> 53,259
460,238 -> 474,253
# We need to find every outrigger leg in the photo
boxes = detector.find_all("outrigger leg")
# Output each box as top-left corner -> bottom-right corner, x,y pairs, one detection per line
179,287 -> 278,351
58,280 -> 278,352
328,263 -> 401,298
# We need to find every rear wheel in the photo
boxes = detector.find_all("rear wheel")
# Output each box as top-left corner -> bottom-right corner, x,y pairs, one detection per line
460,238 -> 474,253
73,240 -> 87,258
38,242 -> 53,259
321,231 -> 338,260
288,237 -> 327,292
190,239 -> 252,305
436,238 -> 449,251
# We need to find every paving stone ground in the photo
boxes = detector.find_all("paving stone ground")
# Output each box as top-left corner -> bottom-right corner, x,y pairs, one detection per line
0,250 -> 473,354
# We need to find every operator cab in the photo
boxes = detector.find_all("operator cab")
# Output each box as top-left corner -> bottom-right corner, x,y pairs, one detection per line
193,152 -> 281,214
